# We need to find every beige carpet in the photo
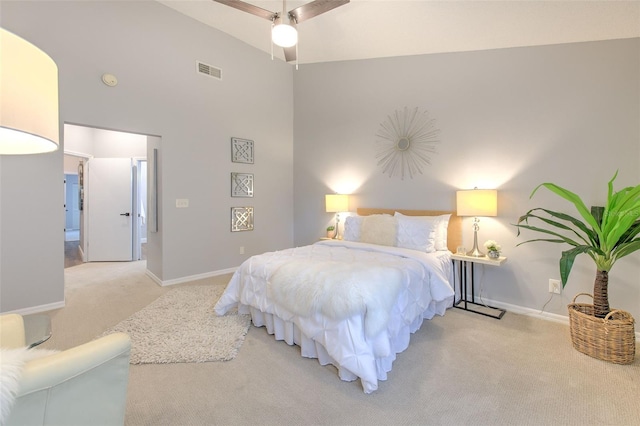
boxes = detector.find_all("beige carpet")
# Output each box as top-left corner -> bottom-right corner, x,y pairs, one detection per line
39,260 -> 640,425
100,286 -> 250,364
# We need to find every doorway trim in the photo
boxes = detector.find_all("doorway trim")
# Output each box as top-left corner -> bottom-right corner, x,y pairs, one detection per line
63,123 -> 149,264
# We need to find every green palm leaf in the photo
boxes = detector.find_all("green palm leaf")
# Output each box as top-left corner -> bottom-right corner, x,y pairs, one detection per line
560,246 -> 595,285
516,209 -> 594,246
613,239 -> 640,260
531,183 -> 601,233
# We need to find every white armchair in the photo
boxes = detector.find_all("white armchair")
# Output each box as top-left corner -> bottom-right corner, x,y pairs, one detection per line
0,314 -> 131,426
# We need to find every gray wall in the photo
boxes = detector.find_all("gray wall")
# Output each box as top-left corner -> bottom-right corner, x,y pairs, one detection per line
0,1 -> 294,311
293,38 -> 640,320
1,0 -> 638,322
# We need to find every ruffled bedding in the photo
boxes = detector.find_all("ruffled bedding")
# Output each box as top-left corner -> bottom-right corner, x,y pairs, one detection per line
214,239 -> 454,393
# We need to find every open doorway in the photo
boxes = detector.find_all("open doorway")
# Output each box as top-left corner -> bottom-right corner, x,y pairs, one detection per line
63,154 -> 84,267
63,123 -> 148,266
64,173 -> 80,238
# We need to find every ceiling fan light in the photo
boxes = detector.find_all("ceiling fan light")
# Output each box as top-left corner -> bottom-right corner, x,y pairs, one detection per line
272,22 -> 297,48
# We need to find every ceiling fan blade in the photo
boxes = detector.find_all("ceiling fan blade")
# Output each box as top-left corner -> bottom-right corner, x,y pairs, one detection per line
289,0 -> 349,24
283,46 -> 296,62
212,0 -> 276,21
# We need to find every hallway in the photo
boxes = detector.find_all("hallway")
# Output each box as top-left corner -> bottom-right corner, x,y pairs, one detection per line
64,230 -> 82,268
65,234 -> 146,268
64,240 -> 83,268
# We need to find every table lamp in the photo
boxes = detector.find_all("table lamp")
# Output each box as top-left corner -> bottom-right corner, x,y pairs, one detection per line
0,28 -> 59,154
456,189 -> 497,257
325,194 -> 349,239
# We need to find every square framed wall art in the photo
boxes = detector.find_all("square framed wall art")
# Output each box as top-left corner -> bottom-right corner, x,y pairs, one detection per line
231,137 -> 254,164
231,172 -> 254,197
231,207 -> 254,232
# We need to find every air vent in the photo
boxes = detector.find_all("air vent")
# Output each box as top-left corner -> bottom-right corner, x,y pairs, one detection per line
196,61 -> 222,80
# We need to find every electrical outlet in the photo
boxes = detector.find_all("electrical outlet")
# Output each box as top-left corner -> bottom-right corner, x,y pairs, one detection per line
549,279 -> 562,294
176,199 -> 189,208
239,246 -> 245,254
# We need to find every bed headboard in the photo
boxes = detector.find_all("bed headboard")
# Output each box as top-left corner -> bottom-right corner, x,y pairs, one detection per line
356,208 -> 462,253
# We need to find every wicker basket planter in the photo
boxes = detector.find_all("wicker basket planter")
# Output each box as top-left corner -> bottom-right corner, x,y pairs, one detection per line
568,293 -> 636,364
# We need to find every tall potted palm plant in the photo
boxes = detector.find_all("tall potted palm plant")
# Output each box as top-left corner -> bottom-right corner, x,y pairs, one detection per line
515,171 -> 639,364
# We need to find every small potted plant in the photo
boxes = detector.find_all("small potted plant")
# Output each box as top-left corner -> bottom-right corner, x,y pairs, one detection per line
484,240 -> 501,259
326,225 -> 335,238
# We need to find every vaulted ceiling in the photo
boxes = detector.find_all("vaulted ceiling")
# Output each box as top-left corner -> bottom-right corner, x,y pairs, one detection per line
157,0 -> 640,65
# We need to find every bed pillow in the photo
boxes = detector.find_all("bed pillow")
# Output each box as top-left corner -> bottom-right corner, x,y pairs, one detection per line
394,213 -> 437,253
360,214 -> 397,247
394,212 -> 451,251
343,215 -> 364,242
432,214 -> 451,251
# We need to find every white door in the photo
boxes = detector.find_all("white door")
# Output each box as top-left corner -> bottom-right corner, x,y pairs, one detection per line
86,158 -> 133,261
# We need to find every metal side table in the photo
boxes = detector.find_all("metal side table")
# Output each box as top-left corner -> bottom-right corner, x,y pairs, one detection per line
451,254 -> 507,319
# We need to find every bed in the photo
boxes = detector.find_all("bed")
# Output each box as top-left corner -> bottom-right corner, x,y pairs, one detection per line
214,208 -> 462,393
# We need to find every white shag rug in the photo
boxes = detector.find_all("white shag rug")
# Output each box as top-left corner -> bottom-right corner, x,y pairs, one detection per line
101,286 -> 250,364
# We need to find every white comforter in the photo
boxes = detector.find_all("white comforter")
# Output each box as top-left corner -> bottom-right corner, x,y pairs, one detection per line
214,240 -> 455,393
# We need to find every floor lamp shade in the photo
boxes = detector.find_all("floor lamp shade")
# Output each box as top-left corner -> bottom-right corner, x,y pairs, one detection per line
0,28 -> 59,154
325,194 -> 349,213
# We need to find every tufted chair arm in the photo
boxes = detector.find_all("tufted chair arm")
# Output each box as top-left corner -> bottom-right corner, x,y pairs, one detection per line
0,313 -> 131,426
6,332 -> 131,426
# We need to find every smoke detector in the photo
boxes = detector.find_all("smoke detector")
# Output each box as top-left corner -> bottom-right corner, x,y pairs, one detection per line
101,73 -> 118,87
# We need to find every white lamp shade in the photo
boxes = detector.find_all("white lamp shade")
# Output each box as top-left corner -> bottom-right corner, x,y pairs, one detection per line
456,189 -> 498,217
272,22 -> 298,48
0,28 -> 59,155
325,194 -> 349,213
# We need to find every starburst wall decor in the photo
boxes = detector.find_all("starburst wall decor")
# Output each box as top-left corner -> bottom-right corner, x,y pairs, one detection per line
375,107 -> 440,180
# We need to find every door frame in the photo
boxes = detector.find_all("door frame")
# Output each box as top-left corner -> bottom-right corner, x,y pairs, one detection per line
64,151 -> 92,261
64,144 -> 147,263
132,157 -> 147,261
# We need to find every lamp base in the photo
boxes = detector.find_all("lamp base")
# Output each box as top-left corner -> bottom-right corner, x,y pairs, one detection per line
332,214 -> 340,239
466,225 -> 485,257
466,247 -> 486,257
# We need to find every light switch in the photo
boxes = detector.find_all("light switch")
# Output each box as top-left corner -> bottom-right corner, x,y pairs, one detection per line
176,199 -> 189,208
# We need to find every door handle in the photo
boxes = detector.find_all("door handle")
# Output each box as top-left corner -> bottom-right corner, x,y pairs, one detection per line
120,212 -> 131,216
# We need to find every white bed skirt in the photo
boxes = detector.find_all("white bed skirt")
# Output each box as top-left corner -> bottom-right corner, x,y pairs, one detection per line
241,299 -> 451,393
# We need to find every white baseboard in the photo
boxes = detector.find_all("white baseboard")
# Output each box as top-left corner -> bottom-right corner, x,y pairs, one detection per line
145,268 -> 162,286
149,267 -> 238,287
476,296 -> 640,341
78,245 -> 86,262
4,300 -> 65,316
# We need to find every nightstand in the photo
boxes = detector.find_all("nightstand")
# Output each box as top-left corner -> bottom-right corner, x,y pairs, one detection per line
451,253 -> 507,319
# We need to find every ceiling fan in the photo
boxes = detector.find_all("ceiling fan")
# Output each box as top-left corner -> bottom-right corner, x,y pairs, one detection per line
213,0 -> 350,63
